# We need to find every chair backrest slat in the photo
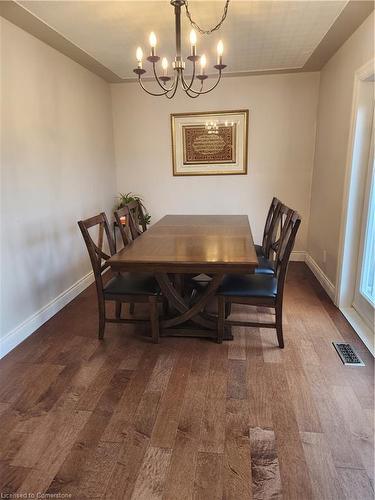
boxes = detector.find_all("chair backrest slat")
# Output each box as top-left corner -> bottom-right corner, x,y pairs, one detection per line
114,206 -> 133,247
269,202 -> 290,256
262,197 -> 281,257
274,209 -> 301,295
98,222 -> 104,255
124,200 -> 147,240
78,213 -> 115,293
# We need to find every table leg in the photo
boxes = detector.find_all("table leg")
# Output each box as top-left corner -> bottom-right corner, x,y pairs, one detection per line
156,273 -> 224,335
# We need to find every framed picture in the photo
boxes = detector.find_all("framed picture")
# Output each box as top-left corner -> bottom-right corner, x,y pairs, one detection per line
171,109 -> 248,176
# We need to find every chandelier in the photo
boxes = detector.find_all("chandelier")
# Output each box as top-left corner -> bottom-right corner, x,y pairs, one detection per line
133,0 -> 230,98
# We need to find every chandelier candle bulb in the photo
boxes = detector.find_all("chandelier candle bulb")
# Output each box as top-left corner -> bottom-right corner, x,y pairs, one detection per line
189,29 -> 197,56
162,57 -> 169,76
200,54 -> 207,74
217,40 -> 224,65
149,31 -> 157,56
136,47 -> 143,69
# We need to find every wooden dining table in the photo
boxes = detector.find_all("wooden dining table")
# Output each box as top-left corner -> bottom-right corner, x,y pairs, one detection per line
108,215 -> 259,339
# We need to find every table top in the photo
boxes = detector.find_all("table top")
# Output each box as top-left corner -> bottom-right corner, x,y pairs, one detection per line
108,214 -> 258,274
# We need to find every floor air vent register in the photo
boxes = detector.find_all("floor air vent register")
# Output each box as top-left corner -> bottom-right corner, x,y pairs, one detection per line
333,342 -> 365,366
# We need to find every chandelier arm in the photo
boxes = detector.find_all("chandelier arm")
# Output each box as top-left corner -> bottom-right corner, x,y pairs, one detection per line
165,72 -> 181,99
184,89 -> 202,99
184,79 -> 204,98
152,62 -> 176,92
180,60 -> 196,92
138,76 -> 171,97
184,71 -> 222,95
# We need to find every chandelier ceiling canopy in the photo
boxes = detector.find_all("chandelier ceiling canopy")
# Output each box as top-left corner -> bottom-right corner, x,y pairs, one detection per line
133,0 -> 230,98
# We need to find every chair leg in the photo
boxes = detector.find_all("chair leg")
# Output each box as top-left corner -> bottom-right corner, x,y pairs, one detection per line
98,300 -> 106,340
217,295 -> 225,344
149,296 -> 160,344
225,302 -> 232,319
115,301 -> 122,319
129,303 -> 135,315
275,303 -> 284,348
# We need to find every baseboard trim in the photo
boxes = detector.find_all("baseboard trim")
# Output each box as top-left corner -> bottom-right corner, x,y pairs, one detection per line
305,254 -> 336,302
0,271 -> 95,359
340,307 -> 374,356
290,251 -> 306,262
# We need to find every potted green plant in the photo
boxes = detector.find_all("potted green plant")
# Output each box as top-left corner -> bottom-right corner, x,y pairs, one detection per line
117,192 -> 151,226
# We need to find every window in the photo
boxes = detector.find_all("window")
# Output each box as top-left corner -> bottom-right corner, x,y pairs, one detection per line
359,156 -> 375,305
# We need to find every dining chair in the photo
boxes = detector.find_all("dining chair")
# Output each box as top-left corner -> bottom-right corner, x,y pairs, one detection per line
217,209 -> 301,347
113,205 -> 142,316
124,200 -> 148,240
254,200 -> 292,276
78,212 -> 162,343
114,206 -> 134,247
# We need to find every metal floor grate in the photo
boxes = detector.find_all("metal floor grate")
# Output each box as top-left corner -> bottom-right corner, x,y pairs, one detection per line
333,342 -> 365,366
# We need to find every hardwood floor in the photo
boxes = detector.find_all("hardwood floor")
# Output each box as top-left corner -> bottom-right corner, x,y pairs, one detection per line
0,263 -> 373,499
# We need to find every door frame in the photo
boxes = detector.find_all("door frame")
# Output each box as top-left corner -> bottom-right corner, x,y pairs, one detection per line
336,58 -> 375,355
352,121 -> 374,327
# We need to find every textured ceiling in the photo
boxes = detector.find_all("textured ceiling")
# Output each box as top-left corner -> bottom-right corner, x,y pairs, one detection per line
18,0 -> 348,79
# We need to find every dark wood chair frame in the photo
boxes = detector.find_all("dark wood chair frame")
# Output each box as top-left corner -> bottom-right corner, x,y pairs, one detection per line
113,206 -> 140,315
113,206 -> 134,247
78,212 -> 163,342
260,197 -> 282,258
268,202 -> 291,257
217,209 -> 301,347
124,200 -> 148,240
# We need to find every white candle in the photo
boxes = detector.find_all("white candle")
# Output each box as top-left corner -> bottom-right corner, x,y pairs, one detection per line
136,47 -> 143,69
217,40 -> 224,65
162,57 -> 168,76
149,32 -> 157,56
190,30 -> 197,56
200,54 -> 207,74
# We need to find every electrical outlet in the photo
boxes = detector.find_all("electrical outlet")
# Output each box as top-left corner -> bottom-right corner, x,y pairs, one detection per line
323,250 -> 327,264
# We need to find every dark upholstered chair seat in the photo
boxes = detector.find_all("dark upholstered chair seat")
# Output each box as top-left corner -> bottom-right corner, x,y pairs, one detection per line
104,273 -> 160,297
218,274 -> 277,298
255,255 -> 275,275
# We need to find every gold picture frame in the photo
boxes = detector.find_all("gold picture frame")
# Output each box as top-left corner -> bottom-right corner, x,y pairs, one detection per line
171,110 -> 249,176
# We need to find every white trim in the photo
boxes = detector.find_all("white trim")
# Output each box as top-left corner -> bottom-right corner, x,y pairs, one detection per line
341,306 -> 374,356
305,253 -> 336,302
0,271 -> 95,359
336,58 -> 375,305
290,250 -> 306,262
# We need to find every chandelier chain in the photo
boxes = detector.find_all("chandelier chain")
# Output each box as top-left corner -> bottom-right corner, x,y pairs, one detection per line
184,0 -> 230,35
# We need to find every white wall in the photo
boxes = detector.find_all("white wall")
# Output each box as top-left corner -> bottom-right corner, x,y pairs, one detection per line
0,19 -> 116,355
308,12 -> 374,286
111,72 -> 320,254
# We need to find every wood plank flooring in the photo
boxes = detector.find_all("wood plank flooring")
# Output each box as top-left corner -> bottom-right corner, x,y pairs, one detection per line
0,263 -> 373,499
